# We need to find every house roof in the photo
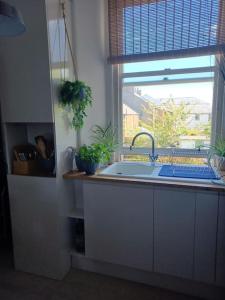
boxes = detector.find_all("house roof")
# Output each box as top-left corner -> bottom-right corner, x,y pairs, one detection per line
123,104 -> 139,115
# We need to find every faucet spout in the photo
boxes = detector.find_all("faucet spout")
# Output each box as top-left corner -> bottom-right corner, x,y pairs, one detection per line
130,132 -> 158,162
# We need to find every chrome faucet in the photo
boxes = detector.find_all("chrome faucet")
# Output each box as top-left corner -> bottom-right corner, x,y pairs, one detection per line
130,132 -> 158,163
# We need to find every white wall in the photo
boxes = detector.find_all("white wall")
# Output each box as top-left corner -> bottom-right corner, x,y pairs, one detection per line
72,0 -> 107,145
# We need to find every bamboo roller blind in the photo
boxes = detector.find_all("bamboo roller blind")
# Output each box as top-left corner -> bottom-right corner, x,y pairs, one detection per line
108,0 -> 225,63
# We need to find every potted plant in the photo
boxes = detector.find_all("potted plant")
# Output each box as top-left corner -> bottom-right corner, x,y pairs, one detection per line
77,143 -> 108,175
91,123 -> 118,164
60,80 -> 93,129
209,138 -> 225,171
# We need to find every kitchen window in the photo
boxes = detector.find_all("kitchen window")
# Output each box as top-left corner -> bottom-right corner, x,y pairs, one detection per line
108,0 -> 225,163
114,55 -> 218,163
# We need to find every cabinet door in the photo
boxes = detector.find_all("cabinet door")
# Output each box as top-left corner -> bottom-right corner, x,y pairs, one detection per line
194,191 -> 218,284
0,0 -> 53,123
154,187 -> 195,279
84,182 -> 154,272
8,175 -> 66,279
216,193 -> 225,287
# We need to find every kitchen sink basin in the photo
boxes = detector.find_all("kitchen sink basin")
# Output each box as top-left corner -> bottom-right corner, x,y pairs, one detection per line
99,162 -> 156,178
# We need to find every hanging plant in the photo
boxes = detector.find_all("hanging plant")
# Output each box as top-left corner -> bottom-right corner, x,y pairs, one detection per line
60,80 -> 93,129
59,3 -> 93,130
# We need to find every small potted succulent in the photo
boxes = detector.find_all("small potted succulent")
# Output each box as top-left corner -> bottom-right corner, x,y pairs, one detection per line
209,138 -> 225,171
76,143 -> 108,175
60,80 -> 93,129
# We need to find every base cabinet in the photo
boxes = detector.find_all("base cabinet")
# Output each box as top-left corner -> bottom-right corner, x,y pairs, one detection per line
154,188 -> 195,279
154,188 -> 218,283
194,191 -> 218,284
8,175 -> 69,279
84,182 -> 154,272
83,182 -> 221,286
216,193 -> 225,287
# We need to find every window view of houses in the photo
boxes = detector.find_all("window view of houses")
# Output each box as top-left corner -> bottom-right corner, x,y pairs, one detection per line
123,86 -> 212,150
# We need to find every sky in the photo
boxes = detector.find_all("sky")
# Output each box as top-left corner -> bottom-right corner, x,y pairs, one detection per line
139,82 -> 214,105
124,55 -> 215,105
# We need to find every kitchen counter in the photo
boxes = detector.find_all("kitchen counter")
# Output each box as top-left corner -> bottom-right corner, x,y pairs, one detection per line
63,169 -> 225,192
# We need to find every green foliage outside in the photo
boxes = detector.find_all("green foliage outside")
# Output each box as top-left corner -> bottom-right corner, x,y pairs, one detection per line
124,98 -> 211,149
142,99 -> 189,148
123,98 -> 211,164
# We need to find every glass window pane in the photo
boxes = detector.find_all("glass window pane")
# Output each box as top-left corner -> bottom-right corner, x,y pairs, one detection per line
122,81 -> 214,149
122,155 -> 207,165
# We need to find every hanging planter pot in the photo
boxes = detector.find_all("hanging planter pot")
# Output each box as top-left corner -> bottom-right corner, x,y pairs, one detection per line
60,80 -> 93,129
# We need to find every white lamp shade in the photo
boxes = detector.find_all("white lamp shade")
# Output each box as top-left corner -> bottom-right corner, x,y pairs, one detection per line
0,0 -> 25,37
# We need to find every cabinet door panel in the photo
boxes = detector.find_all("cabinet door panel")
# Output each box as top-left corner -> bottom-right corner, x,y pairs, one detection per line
194,191 -> 218,284
216,193 -> 225,287
84,182 -> 154,272
7,175 -> 64,279
154,188 -> 195,279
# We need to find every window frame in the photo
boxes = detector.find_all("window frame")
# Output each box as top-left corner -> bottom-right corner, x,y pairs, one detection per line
112,56 -> 222,161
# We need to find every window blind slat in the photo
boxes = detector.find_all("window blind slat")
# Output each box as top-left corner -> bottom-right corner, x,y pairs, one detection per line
108,0 -> 225,64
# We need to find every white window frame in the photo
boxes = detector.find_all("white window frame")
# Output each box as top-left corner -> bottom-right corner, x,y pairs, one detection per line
111,56 -> 224,161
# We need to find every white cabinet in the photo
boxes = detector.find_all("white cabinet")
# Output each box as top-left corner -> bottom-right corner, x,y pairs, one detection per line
0,0 -> 75,280
84,182 -> 154,272
154,188 -> 219,283
83,181 -> 221,286
154,188 -> 195,279
0,0 -> 53,123
216,193 -> 225,287
194,191 -> 218,284
8,175 -> 69,279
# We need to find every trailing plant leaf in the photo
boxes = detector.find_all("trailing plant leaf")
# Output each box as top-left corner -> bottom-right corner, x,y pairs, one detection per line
60,80 -> 93,129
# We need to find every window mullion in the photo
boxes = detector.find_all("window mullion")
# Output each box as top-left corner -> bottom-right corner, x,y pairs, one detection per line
122,66 -> 215,78
123,77 -> 213,87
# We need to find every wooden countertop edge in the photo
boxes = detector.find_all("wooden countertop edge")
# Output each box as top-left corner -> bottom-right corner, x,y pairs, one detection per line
63,170 -> 225,192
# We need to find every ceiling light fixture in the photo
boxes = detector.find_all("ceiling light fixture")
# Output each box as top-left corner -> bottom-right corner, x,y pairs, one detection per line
0,0 -> 25,37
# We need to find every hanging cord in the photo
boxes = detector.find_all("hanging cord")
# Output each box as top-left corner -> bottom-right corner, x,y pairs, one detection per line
63,19 -> 67,81
60,0 -> 78,81
60,1 -> 81,148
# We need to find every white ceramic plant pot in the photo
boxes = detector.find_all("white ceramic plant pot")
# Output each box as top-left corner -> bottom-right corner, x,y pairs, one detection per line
214,155 -> 225,171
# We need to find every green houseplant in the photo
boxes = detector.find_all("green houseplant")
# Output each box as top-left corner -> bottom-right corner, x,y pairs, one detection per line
209,138 -> 225,171
91,123 -> 118,163
60,80 -> 93,129
76,143 -> 108,175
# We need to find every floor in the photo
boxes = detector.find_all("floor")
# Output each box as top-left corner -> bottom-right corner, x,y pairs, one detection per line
0,246 -> 204,300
